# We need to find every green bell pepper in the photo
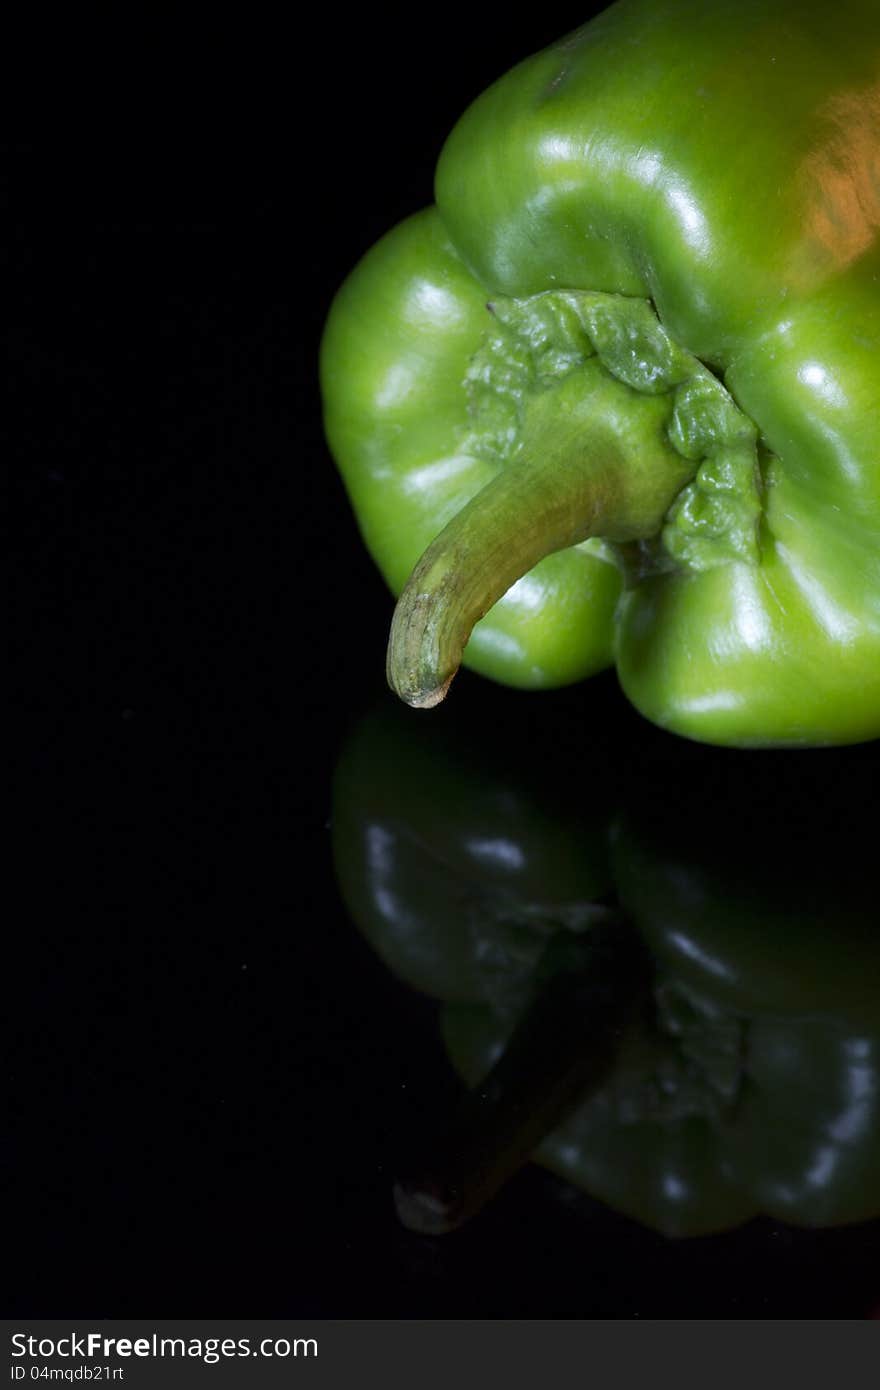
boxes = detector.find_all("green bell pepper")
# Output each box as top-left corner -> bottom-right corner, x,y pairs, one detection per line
332,702 -> 880,1236
321,0 -> 879,746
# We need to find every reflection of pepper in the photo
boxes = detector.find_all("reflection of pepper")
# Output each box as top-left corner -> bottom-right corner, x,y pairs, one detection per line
332,700 -> 615,1005
332,704 -> 880,1236
321,1 -> 880,747
601,766 -> 880,1232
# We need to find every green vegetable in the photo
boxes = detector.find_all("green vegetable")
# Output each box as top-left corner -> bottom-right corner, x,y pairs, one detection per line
321,0 -> 879,746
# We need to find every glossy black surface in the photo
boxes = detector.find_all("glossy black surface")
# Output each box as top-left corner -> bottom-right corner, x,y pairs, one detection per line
11,8 -> 879,1317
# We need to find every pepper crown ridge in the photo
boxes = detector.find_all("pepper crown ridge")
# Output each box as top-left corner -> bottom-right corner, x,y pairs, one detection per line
465,293 -> 765,575
387,291 -> 764,709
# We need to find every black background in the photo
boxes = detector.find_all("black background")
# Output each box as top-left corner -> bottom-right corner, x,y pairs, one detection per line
10,6 -> 880,1317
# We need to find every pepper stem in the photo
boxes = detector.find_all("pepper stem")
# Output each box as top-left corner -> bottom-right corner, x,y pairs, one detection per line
387,369 -> 693,707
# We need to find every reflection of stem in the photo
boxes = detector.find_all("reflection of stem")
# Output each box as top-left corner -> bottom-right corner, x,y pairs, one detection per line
394,917 -> 652,1234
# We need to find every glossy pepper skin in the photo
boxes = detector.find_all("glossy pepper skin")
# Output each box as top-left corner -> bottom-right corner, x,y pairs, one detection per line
320,0 -> 880,746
